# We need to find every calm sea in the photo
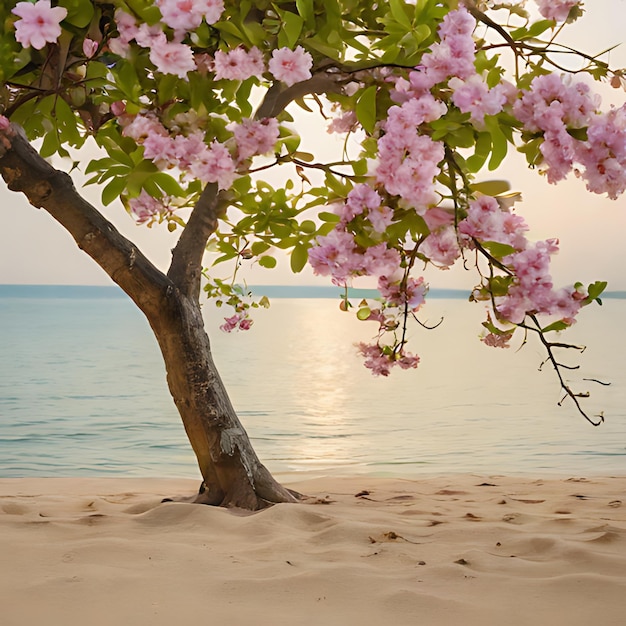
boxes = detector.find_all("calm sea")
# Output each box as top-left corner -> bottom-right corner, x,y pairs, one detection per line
1,285 -> 625,479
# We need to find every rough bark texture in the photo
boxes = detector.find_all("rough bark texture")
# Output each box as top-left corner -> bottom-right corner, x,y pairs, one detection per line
0,123 -> 297,510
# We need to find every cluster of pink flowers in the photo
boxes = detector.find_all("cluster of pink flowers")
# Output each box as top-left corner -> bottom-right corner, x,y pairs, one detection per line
308,229 -> 401,285
108,8 -> 314,86
156,0 -> 224,32
515,74 -> 626,195
449,75 -> 509,126
335,184 -> 385,225
128,189 -> 170,224
357,343 -> 420,376
377,276 -> 427,310
458,196 -> 529,251
417,7 -> 477,89
228,118 -> 280,162
575,104 -> 626,199
11,0 -> 67,50
213,46 -> 265,81
535,0 -> 581,22
375,95 -> 446,213
514,74 -> 599,183
420,226 -> 461,268
327,110 -> 358,134
119,111 -> 280,194
454,195 -> 586,328
496,240 -> 586,325
220,311 -> 253,332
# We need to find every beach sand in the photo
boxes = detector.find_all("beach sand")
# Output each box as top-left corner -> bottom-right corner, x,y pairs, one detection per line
1,474 -> 625,625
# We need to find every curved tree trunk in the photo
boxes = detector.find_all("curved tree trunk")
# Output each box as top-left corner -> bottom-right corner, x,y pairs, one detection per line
147,288 -> 298,509
0,123 -> 297,510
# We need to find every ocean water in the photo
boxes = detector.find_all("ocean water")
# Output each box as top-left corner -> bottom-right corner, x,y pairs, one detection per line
1,285 -> 625,479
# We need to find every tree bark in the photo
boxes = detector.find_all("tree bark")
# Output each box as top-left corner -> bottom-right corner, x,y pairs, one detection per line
0,123 -> 298,510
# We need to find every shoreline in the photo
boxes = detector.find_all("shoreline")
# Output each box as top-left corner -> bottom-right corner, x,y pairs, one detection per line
2,474 -> 625,625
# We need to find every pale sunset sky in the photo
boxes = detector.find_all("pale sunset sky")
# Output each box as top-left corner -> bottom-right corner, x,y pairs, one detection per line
1,1 -> 626,290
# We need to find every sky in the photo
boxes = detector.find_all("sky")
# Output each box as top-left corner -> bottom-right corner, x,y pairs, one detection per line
1,1 -> 626,290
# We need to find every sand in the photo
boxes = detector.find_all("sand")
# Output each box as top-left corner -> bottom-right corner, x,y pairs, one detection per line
1,474 -> 625,625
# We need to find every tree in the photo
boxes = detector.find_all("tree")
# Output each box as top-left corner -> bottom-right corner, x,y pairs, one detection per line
0,0 -> 623,509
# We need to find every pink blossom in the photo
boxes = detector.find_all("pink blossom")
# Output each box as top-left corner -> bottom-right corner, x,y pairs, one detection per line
377,275 -> 427,310
482,332 -> 512,348
514,74 -> 600,134
420,227 -> 461,268
308,229 -> 363,283
495,239 -> 572,324
149,37 -> 196,78
220,312 -> 253,332
122,114 -> 169,142
135,23 -> 165,49
367,204 -> 394,233
535,0 -> 581,22
423,207 -> 454,231
213,46 -> 265,81
438,6 -> 476,38
327,110 -> 357,134
230,118 -> 279,161
575,104 -> 626,199
357,343 -> 393,376
189,141 -> 237,190
458,196 -> 528,251
418,8 -> 476,89
449,75 -> 506,125
269,46 -> 313,87
539,128 -> 576,183
114,8 -> 138,42
142,133 -> 178,169
82,38 -> 98,58
357,343 -> 420,376
338,184 -> 382,224
129,190 -> 168,224
157,0 -> 224,31
376,133 -> 444,213
12,0 -> 67,50
173,131 -> 211,170
363,244 -> 401,278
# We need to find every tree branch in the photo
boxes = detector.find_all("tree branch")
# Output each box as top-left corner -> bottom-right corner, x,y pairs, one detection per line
0,123 -> 169,315
167,182 -> 227,300
255,71 -> 343,119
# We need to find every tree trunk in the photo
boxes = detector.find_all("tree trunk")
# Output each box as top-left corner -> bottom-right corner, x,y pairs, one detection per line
147,287 -> 298,509
0,123 -> 298,510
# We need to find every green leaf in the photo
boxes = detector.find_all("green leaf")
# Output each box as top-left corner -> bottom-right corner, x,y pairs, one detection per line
481,241 -> 517,259
356,306 -> 372,321
102,176 -> 128,206
471,180 -> 511,196
58,0 -> 95,28
488,276 -> 514,297
584,280 -> 608,305
251,241 -> 271,255
389,0 -> 412,28
511,19 -> 555,41
290,243 -> 309,273
300,220 -> 316,234
541,320 -> 570,333
258,255 -> 277,269
355,86 -> 377,134
466,132 -> 491,173
486,118 -> 508,170
295,0 -> 314,25
278,11 -> 305,49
